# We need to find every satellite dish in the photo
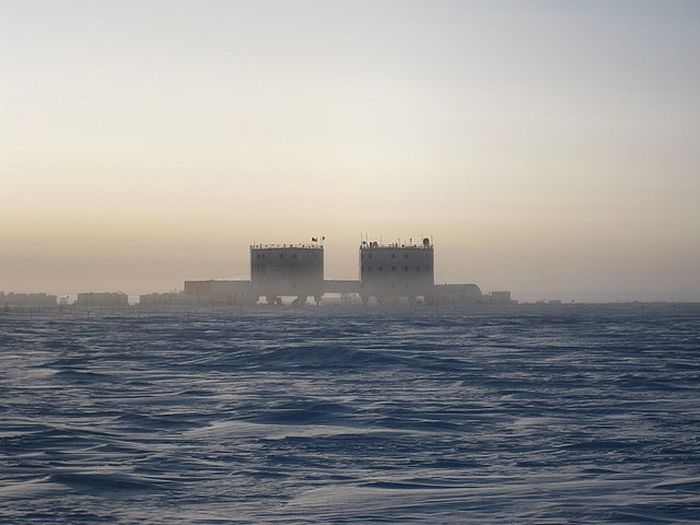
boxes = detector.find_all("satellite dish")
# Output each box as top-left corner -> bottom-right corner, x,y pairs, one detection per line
422,237 -> 430,246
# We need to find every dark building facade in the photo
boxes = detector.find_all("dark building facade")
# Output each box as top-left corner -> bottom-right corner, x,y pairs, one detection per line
359,239 -> 434,303
250,244 -> 324,304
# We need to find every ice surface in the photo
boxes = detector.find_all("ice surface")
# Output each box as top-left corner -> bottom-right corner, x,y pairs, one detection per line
0,310 -> 699,523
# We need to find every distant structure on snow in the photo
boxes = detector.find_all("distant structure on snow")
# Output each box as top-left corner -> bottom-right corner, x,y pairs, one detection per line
151,237 -> 513,307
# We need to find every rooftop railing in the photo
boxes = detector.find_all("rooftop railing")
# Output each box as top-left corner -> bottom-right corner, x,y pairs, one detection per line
360,242 -> 433,250
250,244 -> 324,250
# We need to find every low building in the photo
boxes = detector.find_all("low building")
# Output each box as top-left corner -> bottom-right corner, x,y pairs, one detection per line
75,292 -> 129,307
0,292 -> 58,307
485,291 -> 514,305
429,284 -> 482,305
138,292 -> 204,306
183,280 -> 254,305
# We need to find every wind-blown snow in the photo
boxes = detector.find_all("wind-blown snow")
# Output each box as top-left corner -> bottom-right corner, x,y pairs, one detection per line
1,310 -> 699,523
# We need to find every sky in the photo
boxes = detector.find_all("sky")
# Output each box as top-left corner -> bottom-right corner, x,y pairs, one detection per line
1,0 -> 699,302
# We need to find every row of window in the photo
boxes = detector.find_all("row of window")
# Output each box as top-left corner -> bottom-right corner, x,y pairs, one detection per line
362,266 -> 431,272
362,253 -> 431,260
255,253 -> 318,259
361,282 -> 412,289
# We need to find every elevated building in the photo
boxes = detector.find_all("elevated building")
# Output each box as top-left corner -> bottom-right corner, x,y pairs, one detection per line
158,236 -> 511,307
250,244 -> 324,304
359,238 -> 434,304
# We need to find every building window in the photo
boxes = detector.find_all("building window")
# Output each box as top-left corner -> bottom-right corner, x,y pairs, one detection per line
391,266 -> 396,271
379,266 -> 383,271
404,266 -> 408,271
404,254 -> 408,259
293,253 -> 297,259
280,254 -> 284,259
416,267 -> 420,271
391,253 -> 396,258
257,254 -> 261,259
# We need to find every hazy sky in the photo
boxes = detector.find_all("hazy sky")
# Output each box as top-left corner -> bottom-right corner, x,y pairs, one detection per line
1,0 -> 699,301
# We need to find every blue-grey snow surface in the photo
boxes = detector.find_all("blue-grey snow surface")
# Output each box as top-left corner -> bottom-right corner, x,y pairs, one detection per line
1,310 -> 699,524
